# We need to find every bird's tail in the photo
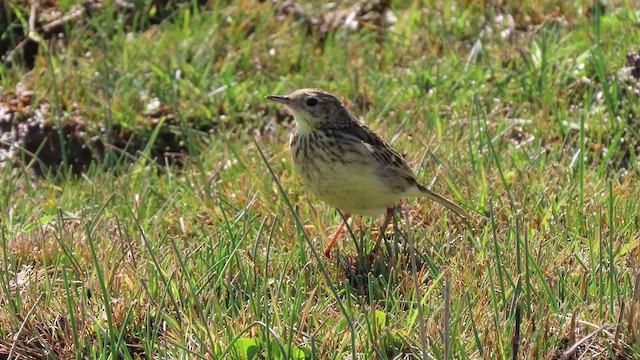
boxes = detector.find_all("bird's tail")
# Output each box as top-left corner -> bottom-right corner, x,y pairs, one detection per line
418,184 -> 472,220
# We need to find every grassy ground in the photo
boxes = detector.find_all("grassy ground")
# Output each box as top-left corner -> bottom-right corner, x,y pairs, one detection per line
1,0 -> 640,358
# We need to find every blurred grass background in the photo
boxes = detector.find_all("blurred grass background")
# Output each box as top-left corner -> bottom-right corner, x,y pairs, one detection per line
1,0 -> 639,358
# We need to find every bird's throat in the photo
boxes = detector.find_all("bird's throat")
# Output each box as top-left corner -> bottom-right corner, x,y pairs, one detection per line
294,117 -> 315,135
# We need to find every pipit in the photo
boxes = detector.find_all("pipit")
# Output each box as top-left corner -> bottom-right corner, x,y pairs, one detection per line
266,88 -> 471,258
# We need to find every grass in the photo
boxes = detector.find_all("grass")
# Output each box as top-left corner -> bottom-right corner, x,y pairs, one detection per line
1,0 -> 640,358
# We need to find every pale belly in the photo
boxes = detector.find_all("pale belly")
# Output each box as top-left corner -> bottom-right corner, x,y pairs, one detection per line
293,148 -> 410,216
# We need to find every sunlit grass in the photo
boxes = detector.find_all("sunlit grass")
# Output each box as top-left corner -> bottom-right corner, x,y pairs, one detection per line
1,0 -> 639,358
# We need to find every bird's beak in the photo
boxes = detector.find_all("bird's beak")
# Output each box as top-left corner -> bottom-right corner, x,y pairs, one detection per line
265,95 -> 293,105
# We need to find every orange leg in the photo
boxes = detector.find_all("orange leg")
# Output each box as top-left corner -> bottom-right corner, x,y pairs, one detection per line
324,213 -> 351,258
373,207 -> 396,255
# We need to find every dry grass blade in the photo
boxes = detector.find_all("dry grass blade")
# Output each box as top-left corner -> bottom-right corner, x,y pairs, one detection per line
8,292 -> 45,359
614,301 -> 625,345
559,323 -> 611,360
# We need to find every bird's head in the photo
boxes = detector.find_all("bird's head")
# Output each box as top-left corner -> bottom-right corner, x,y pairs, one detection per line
266,89 -> 351,133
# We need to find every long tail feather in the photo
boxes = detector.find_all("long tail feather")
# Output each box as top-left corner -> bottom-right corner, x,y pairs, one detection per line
417,184 -> 472,220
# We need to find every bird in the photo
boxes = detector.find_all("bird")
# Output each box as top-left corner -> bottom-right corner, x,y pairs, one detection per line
266,88 -> 471,258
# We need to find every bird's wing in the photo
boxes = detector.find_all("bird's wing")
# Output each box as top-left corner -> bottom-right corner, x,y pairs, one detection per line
329,123 -> 418,181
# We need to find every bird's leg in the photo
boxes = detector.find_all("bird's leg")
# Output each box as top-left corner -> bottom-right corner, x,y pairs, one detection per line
324,213 -> 351,258
372,207 -> 395,256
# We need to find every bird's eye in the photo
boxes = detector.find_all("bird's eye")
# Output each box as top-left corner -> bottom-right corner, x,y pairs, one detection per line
306,98 -> 318,107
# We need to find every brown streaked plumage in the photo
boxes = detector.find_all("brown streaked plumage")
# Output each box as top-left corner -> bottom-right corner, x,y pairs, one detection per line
266,88 -> 471,258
